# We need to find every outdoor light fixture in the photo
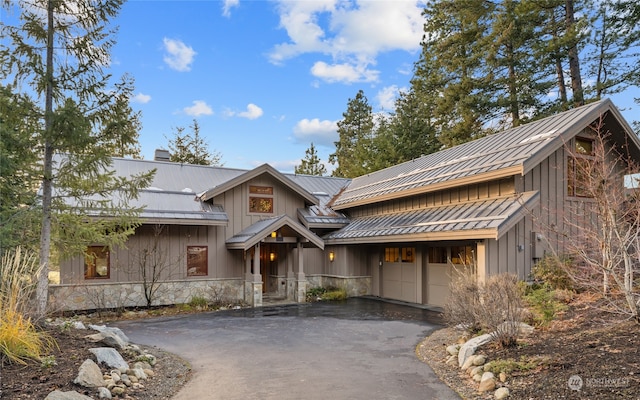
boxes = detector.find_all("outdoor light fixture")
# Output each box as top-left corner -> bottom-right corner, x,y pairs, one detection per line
271,231 -> 277,238
270,252 -> 276,262
329,251 -> 335,262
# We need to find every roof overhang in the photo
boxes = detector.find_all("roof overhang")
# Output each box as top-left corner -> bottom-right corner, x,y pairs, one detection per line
324,191 -> 539,245
226,214 -> 325,251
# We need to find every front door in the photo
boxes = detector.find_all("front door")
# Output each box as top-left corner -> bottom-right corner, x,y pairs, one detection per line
260,244 -> 278,293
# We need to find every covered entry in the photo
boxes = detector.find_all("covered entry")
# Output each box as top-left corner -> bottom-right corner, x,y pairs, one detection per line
226,215 -> 324,306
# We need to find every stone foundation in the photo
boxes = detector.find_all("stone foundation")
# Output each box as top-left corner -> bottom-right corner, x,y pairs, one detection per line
306,275 -> 371,297
49,279 -> 244,312
49,275 -> 372,312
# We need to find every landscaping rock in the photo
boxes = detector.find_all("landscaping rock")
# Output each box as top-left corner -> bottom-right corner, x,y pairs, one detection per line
472,354 -> 487,366
479,372 -> 496,392
89,347 -> 129,370
85,331 -> 127,350
74,359 -> 106,389
499,372 -> 508,382
458,333 -> 493,367
446,344 -> 460,356
88,325 -> 130,344
495,387 -> 510,399
45,391 -> 93,400
97,387 -> 112,399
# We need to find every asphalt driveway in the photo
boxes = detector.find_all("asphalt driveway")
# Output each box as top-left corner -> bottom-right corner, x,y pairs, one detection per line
113,297 -> 460,400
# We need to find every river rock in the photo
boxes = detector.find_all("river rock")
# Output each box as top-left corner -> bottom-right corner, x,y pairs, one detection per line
74,359 -> 106,389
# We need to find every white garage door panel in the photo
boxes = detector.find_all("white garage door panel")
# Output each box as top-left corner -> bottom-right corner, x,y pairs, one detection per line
427,264 -> 451,307
382,262 -> 417,304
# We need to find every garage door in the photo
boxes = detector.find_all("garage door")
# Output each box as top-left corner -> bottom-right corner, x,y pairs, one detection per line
382,262 -> 417,303
426,263 -> 451,307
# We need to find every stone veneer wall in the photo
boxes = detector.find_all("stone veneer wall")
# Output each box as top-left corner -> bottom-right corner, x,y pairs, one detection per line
49,279 -> 244,312
49,275 -> 372,312
306,275 -> 371,297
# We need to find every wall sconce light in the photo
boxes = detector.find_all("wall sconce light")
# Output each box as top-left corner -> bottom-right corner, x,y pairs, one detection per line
329,251 -> 335,262
270,252 -> 276,262
271,231 -> 277,238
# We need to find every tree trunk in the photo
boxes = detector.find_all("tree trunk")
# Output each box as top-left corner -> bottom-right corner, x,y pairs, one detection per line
565,0 -> 584,106
36,0 -> 55,319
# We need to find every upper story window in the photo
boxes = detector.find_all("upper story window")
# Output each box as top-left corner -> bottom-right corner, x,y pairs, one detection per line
249,185 -> 274,213
568,137 -> 595,197
85,246 -> 110,279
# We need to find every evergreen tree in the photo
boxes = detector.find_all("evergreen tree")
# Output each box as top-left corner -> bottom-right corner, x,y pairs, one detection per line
1,0 -> 154,317
102,74 -> 143,158
166,119 -> 223,166
328,90 -> 375,178
390,87 -> 441,161
295,143 -> 326,176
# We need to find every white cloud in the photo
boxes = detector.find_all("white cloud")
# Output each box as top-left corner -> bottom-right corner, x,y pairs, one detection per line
269,1 -> 425,83
222,0 -> 239,17
163,38 -> 196,72
310,61 -> 378,83
237,104 -> 264,120
293,118 -> 338,147
376,85 -> 400,111
132,92 -> 151,104
184,100 -> 213,116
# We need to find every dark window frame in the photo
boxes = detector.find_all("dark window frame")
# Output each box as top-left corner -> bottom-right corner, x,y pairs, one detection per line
84,246 -> 110,279
187,245 -> 208,277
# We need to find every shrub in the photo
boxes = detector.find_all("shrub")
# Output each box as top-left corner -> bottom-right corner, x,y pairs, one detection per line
443,268 -> 482,333
484,355 -> 550,375
532,255 -> 573,290
188,295 -> 209,310
444,271 -> 527,347
522,283 -> 568,327
479,274 -> 527,347
306,286 -> 347,302
0,247 -> 56,364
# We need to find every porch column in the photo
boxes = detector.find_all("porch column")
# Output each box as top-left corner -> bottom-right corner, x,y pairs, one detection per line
245,244 -> 263,307
295,241 -> 307,302
476,240 -> 486,285
286,243 -> 295,301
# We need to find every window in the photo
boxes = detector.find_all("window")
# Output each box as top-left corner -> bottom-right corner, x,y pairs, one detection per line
187,246 -> 208,276
85,246 -> 110,279
568,137 -> 595,197
428,246 -> 447,264
451,245 -> 474,265
384,247 -> 416,263
249,185 -> 274,213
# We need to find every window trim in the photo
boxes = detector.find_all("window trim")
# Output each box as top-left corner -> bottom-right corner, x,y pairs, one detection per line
567,136 -> 596,198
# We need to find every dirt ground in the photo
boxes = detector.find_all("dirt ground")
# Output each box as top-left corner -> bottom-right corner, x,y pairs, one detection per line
418,292 -> 640,399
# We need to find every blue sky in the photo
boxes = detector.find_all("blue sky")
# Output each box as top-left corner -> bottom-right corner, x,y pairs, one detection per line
4,1 -> 639,173
109,0 -> 428,172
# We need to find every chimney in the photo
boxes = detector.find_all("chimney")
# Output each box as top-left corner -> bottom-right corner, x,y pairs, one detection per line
154,149 -> 171,162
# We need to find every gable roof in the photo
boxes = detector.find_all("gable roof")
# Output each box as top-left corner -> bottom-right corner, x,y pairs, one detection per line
198,163 -> 319,205
332,99 -> 640,210
324,191 -> 539,243
226,214 -> 325,250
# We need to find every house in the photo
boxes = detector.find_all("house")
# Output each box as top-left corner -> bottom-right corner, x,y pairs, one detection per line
50,99 -> 640,311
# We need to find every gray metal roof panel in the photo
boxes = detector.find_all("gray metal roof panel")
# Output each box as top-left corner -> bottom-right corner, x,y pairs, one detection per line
333,100 -> 618,208
324,192 -> 539,242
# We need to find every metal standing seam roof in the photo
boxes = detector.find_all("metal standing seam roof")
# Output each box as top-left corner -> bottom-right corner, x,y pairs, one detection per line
323,191 -> 540,243
332,99 -> 632,210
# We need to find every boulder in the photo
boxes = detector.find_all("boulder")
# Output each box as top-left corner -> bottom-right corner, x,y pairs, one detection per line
45,391 -> 93,400
446,344 -> 460,356
88,325 -> 130,344
89,347 -> 129,370
458,333 -> 493,367
73,359 -> 106,389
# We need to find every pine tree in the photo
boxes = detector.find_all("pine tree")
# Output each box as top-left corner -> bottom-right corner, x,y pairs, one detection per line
102,74 -> 143,158
1,0 -> 154,317
295,143 -> 327,176
328,90 -> 375,178
166,119 -> 223,166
